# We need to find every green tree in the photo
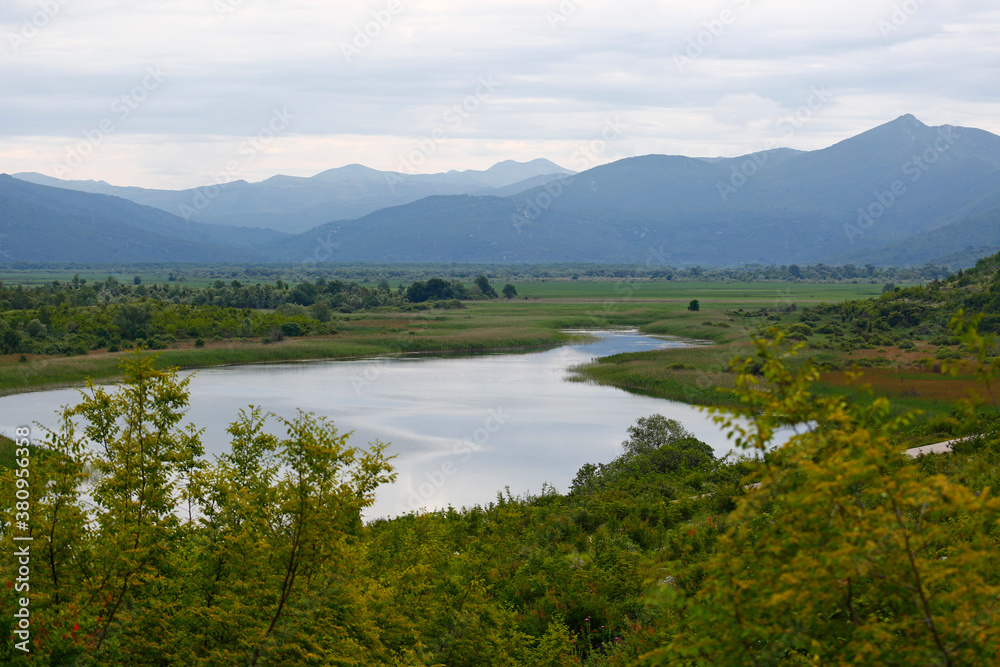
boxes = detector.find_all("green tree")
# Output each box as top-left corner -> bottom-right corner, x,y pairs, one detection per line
0,352 -> 396,665
622,414 -> 693,457
189,408 -> 395,664
280,321 -> 303,337
65,353 -> 205,657
0,328 -> 20,354
24,319 -> 47,339
114,302 -> 152,340
687,299 -> 700,312
475,275 -> 498,299
643,333 -> 1000,665
502,284 -> 518,299
309,300 -> 332,322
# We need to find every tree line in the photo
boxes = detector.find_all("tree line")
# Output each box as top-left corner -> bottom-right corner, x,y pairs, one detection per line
0,274 -> 515,357
1,260 -> 954,286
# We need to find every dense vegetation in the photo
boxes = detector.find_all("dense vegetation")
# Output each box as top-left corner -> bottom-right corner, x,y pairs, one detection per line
758,250 -> 1000,349
0,258 -> 954,364
0,260 -> 951,288
1,253 -> 998,662
0,274 -> 515,358
575,251 -> 1000,426
2,313 -> 998,664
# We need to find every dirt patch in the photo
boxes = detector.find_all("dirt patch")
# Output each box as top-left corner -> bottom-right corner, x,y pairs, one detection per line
820,366 -> 987,402
846,343 -> 944,367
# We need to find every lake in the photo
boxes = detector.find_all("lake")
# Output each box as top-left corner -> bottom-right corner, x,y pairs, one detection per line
0,330 -> 773,518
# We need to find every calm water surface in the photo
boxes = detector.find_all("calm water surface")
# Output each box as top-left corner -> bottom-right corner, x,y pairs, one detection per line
0,331 -> 771,518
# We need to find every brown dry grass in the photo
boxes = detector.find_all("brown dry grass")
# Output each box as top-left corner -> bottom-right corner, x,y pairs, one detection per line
819,367 -> 986,402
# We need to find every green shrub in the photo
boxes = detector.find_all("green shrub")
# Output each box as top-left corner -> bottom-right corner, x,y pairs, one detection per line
936,347 -> 962,360
785,323 -> 813,340
280,321 -> 303,337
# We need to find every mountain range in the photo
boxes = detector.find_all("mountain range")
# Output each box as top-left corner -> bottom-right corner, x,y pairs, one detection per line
13,159 -> 575,233
3,115 -> 1000,267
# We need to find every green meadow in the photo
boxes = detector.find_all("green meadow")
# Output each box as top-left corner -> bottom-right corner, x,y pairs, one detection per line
0,279 -> 880,396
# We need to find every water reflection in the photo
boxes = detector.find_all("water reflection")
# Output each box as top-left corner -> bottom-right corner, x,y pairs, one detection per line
0,331 -> 762,519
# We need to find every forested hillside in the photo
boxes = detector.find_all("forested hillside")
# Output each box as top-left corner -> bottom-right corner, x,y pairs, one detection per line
796,249 -> 1000,346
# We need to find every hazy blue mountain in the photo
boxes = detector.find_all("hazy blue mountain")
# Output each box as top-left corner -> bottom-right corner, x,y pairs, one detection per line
6,116 -> 1000,267
274,115 -> 1000,266
830,207 -> 1000,268
0,175 -> 286,263
13,159 -> 574,233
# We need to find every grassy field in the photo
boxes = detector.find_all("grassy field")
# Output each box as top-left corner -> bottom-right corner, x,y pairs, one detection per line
548,281 -> 995,432
517,280 -> 885,303
4,279 -> 980,435
0,281 -> 874,396
0,309 -> 575,396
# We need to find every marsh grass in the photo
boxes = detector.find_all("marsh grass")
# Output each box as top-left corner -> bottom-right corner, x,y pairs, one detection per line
568,341 -> 755,407
0,282 -> 894,399
0,312 -> 572,396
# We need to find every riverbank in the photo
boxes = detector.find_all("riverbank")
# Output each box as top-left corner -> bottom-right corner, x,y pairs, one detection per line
0,281 -> 885,397
0,326 -> 579,397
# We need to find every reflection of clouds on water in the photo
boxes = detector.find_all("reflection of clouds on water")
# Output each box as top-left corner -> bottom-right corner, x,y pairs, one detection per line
0,331 -> 787,519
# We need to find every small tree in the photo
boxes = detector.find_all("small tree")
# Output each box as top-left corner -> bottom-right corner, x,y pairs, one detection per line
687,299 -> 700,311
622,414 -> 694,457
115,302 -> 153,340
309,301 -> 332,322
502,284 -> 518,299
474,275 -> 498,299
25,318 -> 47,339
280,321 -> 303,337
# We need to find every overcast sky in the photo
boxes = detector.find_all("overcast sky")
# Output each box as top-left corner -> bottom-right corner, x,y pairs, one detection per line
2,0 -> 999,189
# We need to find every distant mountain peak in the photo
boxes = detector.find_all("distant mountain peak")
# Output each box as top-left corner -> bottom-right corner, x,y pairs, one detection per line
861,114 -> 931,137
313,163 -> 382,178
893,113 -> 924,125
454,158 -> 574,176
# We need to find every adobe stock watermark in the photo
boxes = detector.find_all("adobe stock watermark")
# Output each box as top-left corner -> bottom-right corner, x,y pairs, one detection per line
349,357 -> 394,396
384,75 -> 500,193
213,0 -> 244,20
178,107 -> 294,220
509,115 -> 625,233
52,65 -> 168,178
11,426 -> 33,653
393,408 -> 509,514
7,0 -> 71,53
547,0 -> 585,29
674,0 -> 753,72
878,0 -> 928,39
340,0 -> 403,63
716,85 -> 832,202
300,228 -> 341,265
844,126 -> 958,242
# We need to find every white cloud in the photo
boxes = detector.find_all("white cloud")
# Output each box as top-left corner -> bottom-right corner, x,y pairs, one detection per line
0,0 -> 998,188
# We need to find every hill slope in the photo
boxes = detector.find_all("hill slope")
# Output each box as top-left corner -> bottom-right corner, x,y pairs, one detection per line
14,159 -> 575,233
0,175 -> 284,263
7,116 -> 1000,266
273,116 -> 1000,265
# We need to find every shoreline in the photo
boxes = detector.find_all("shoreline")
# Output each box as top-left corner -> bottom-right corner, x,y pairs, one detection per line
0,331 -> 588,398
